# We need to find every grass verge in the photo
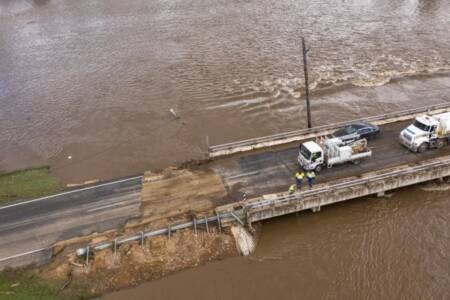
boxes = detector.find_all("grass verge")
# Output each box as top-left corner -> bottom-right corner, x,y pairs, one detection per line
0,269 -> 70,300
0,166 -> 65,205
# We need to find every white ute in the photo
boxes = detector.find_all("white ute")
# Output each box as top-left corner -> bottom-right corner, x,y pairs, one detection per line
297,137 -> 372,172
399,112 -> 450,152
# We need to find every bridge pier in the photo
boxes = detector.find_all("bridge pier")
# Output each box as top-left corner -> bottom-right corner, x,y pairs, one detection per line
311,206 -> 321,213
377,191 -> 385,197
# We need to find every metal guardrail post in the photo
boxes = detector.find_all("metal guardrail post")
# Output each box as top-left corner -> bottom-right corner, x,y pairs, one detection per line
140,231 -> 144,247
216,212 -> 222,233
74,157 -> 450,260
114,239 -> 117,256
230,212 -> 244,226
86,246 -> 90,265
205,216 -> 209,233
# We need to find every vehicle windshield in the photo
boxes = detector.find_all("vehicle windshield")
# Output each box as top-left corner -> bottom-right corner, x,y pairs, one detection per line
413,120 -> 431,132
345,126 -> 357,134
334,126 -> 357,136
299,144 -> 312,160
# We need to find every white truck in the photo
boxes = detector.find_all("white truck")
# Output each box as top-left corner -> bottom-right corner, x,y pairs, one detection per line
399,112 -> 450,153
297,137 -> 372,172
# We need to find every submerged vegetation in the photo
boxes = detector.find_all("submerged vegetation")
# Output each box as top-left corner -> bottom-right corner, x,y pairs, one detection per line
0,166 -> 64,205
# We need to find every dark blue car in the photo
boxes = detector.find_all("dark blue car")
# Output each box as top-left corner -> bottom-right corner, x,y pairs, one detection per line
332,122 -> 380,140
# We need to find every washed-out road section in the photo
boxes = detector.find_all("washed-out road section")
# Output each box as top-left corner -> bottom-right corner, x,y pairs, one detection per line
1,120 -> 450,269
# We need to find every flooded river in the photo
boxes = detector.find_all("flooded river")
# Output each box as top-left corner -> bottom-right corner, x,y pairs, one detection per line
105,185 -> 450,300
1,0 -> 450,182
1,0 -> 450,298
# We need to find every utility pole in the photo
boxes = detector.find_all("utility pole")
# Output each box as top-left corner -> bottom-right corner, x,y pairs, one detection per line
302,37 -> 312,128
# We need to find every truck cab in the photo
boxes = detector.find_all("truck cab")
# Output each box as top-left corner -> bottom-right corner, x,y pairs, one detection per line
298,141 -> 324,171
400,115 -> 441,152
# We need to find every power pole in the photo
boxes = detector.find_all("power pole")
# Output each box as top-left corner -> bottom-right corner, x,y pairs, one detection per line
302,37 -> 312,128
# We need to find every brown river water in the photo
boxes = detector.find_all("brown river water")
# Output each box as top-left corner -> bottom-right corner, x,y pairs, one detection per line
105,185 -> 450,300
1,0 -> 450,298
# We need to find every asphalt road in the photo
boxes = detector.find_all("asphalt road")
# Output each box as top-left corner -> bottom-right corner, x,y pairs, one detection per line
212,120 -> 450,198
0,176 -> 142,269
1,119 -> 450,269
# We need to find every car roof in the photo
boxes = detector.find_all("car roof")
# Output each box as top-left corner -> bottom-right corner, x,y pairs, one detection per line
345,122 -> 369,128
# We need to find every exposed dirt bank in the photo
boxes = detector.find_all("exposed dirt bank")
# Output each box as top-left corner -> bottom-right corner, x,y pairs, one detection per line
39,229 -> 238,298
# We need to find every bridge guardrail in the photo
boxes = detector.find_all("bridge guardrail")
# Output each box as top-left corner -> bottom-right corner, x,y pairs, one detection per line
246,156 -> 450,211
208,102 -> 450,158
75,155 -> 450,263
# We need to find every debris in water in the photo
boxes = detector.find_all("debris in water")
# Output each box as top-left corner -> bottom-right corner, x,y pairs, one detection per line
272,90 -> 281,98
291,91 -> 301,98
231,225 -> 256,256
169,108 -> 180,119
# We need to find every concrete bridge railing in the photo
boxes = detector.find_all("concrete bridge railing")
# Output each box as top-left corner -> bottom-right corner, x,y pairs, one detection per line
73,155 -> 450,264
208,102 -> 450,158
216,155 -> 450,225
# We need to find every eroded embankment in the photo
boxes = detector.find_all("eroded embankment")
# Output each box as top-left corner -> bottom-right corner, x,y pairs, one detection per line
41,229 -> 238,297
34,165 -> 247,297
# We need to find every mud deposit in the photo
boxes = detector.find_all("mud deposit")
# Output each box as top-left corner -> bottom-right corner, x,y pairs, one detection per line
42,229 -> 237,296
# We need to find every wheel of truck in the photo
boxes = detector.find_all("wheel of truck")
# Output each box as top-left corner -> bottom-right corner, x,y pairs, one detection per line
353,159 -> 361,165
417,143 -> 428,153
315,165 -> 322,173
436,139 -> 446,149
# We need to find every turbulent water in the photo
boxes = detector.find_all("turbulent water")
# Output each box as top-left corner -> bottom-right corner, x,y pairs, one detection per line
1,0 -> 450,298
104,185 -> 450,300
1,0 -> 450,182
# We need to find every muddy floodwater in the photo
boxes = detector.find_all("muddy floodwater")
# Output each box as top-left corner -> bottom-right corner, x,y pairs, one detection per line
1,0 -> 450,298
1,0 -> 450,182
104,185 -> 450,300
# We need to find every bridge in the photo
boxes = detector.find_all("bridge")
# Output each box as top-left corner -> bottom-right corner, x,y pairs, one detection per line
1,102 -> 450,269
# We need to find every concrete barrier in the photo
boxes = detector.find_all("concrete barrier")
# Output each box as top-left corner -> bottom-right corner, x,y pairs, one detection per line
215,155 -> 450,224
73,155 -> 450,263
208,103 -> 450,158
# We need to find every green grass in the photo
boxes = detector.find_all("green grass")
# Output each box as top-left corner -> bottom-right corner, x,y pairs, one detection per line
0,166 -> 65,205
0,269 -> 92,300
0,269 -> 64,300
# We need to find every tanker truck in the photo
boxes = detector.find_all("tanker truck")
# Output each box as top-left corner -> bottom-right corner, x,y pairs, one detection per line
298,137 -> 372,172
399,112 -> 450,153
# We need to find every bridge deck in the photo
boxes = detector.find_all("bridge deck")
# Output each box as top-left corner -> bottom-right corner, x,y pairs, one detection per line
3,115 -> 450,268
209,120 -> 450,200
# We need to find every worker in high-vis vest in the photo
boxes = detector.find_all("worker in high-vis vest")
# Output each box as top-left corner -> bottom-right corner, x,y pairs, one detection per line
306,171 -> 316,189
288,184 -> 297,194
295,171 -> 305,190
